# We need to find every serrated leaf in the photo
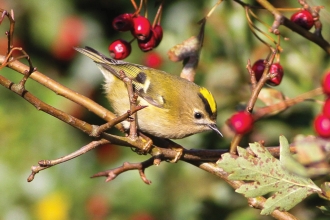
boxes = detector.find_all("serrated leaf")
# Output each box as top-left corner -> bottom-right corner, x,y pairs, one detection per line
217,136 -> 321,215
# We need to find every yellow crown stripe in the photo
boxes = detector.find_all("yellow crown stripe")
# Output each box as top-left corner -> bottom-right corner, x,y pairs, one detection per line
199,87 -> 216,114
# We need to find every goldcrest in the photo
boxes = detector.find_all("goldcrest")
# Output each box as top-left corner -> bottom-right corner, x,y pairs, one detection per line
75,46 -> 222,139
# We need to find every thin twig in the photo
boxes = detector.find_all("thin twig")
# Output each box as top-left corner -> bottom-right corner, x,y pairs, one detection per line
254,87 -> 324,119
28,139 -> 109,182
152,0 -> 163,26
230,49 -> 277,153
91,157 -> 155,184
255,0 -> 330,54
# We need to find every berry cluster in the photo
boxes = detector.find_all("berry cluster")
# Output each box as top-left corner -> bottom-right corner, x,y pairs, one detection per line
228,111 -> 254,135
314,72 -> 330,138
290,9 -> 314,30
251,59 -> 284,86
109,13 -> 163,59
227,59 -> 285,135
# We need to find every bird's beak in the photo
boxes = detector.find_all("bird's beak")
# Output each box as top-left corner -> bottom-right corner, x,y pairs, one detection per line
208,124 -> 223,137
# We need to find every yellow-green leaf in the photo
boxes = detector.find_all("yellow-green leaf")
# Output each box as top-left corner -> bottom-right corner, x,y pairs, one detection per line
217,136 -> 321,215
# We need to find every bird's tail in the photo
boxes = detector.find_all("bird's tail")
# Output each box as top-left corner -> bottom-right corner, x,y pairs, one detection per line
75,46 -> 146,80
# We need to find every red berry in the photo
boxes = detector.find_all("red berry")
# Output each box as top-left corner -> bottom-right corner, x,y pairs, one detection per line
131,16 -> 152,41
322,72 -> 330,96
251,59 -> 265,81
268,63 -> 284,86
138,30 -> 157,52
323,98 -> 330,118
314,114 -> 330,138
153,24 -> 163,47
290,10 -> 314,30
108,39 -> 131,59
112,13 -> 133,32
251,60 -> 284,86
228,111 -> 254,134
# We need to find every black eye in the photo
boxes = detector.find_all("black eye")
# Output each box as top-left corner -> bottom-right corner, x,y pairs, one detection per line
194,112 -> 203,119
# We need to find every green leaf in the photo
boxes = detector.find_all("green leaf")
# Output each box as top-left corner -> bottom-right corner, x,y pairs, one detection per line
279,135 -> 308,177
217,136 -> 321,215
320,182 -> 330,200
317,206 -> 330,215
289,135 -> 330,177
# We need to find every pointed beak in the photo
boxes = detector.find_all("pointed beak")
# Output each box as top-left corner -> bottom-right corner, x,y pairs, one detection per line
208,124 -> 223,137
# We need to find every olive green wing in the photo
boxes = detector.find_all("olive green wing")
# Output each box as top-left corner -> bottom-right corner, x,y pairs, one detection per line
75,46 -> 165,108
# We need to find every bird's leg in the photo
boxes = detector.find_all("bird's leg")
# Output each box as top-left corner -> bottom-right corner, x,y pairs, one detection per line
118,70 -> 153,154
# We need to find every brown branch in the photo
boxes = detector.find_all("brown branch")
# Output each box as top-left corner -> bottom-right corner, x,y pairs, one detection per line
0,74 -> 97,135
0,67 -> 148,144
282,17 -> 330,54
230,49 -> 277,153
27,139 -> 109,182
297,0 -> 324,38
0,50 -> 306,220
0,5 -> 324,219
0,9 -> 15,54
255,0 -> 330,54
234,0 -> 330,54
91,157 -> 155,184
254,87 -> 324,119
95,105 -> 147,137
0,69 -> 148,142
0,56 -> 124,131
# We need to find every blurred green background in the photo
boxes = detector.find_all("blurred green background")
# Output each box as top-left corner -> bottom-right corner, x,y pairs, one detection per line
1,0 -> 330,219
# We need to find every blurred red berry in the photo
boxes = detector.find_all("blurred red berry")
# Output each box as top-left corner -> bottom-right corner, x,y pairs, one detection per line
108,39 -> 131,59
268,63 -> 284,86
52,16 -> 86,60
251,59 -> 265,81
290,10 -> 314,30
144,52 -> 163,68
131,16 -> 152,41
112,13 -> 133,32
322,72 -> 330,96
86,195 -> 110,219
0,37 -> 24,57
228,111 -> 254,134
323,98 -> 330,118
96,143 -> 120,164
153,24 -> 163,47
314,114 -> 330,138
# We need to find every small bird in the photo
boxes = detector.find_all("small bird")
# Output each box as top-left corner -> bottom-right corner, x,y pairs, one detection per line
75,46 -> 222,139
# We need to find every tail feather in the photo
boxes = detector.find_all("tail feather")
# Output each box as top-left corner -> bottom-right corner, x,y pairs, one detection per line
74,46 -> 146,79
74,46 -> 113,64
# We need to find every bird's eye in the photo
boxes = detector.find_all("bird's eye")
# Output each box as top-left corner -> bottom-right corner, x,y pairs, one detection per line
194,112 -> 203,119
